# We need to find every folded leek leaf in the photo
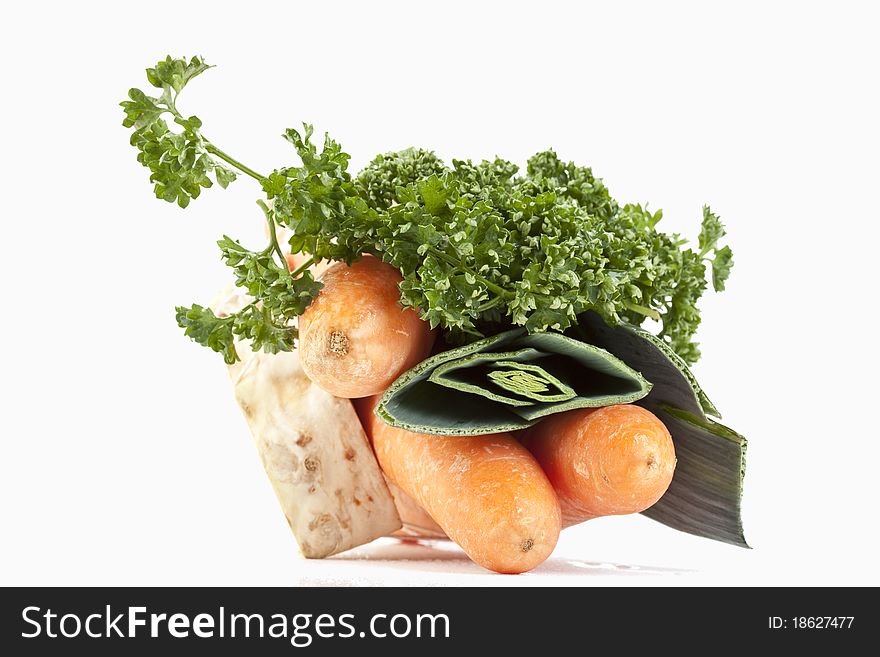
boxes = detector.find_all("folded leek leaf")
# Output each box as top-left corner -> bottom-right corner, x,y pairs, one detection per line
575,312 -> 720,418
643,407 -> 748,547
576,312 -> 748,547
377,329 -> 652,436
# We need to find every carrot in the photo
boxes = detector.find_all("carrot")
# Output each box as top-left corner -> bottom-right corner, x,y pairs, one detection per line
354,396 -> 446,538
363,401 -> 561,573
352,395 -> 381,441
385,479 -> 447,539
521,405 -> 676,526
298,257 -> 436,398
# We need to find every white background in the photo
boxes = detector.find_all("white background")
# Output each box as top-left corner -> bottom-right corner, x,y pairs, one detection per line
1,0 -> 878,586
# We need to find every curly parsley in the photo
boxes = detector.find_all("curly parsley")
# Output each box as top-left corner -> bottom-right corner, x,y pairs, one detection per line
122,57 -> 732,365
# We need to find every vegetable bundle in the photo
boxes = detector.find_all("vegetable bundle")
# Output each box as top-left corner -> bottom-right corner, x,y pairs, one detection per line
122,57 -> 747,573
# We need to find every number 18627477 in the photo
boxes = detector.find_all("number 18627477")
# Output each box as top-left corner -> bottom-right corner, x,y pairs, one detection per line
769,617 -> 854,630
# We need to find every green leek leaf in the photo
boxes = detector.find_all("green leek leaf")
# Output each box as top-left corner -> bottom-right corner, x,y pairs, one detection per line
377,329 -> 651,435
642,407 -> 748,547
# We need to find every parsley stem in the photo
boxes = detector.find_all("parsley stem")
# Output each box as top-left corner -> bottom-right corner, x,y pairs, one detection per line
424,247 -> 514,301
257,200 -> 287,266
205,143 -> 267,182
623,300 -> 661,321
289,256 -> 316,279
163,101 -> 266,182
476,296 -> 504,312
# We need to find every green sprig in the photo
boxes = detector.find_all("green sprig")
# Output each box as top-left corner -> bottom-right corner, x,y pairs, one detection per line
123,56 -> 734,365
121,56 -> 241,208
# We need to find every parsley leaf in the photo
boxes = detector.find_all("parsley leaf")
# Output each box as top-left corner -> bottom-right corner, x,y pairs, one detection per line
698,206 -> 734,292
176,304 -> 239,364
711,245 -> 734,292
176,230 -> 322,363
355,148 -> 449,209
121,56 -> 239,208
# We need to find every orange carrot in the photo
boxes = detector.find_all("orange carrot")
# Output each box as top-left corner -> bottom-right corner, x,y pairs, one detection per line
354,396 -> 446,538
521,405 -> 676,526
385,480 -> 447,539
364,402 -> 561,574
298,257 -> 435,398
352,395 -> 381,441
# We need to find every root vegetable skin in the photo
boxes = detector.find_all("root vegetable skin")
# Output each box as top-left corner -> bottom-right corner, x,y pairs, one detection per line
521,405 -> 676,526
298,257 -> 436,398
365,404 -> 561,574
212,319 -> 401,557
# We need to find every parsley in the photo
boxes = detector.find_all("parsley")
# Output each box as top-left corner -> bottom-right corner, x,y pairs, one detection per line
122,57 -> 733,365
120,56 -> 253,207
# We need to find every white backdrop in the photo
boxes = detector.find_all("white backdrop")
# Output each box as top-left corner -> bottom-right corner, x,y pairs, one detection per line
1,0 -> 878,586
